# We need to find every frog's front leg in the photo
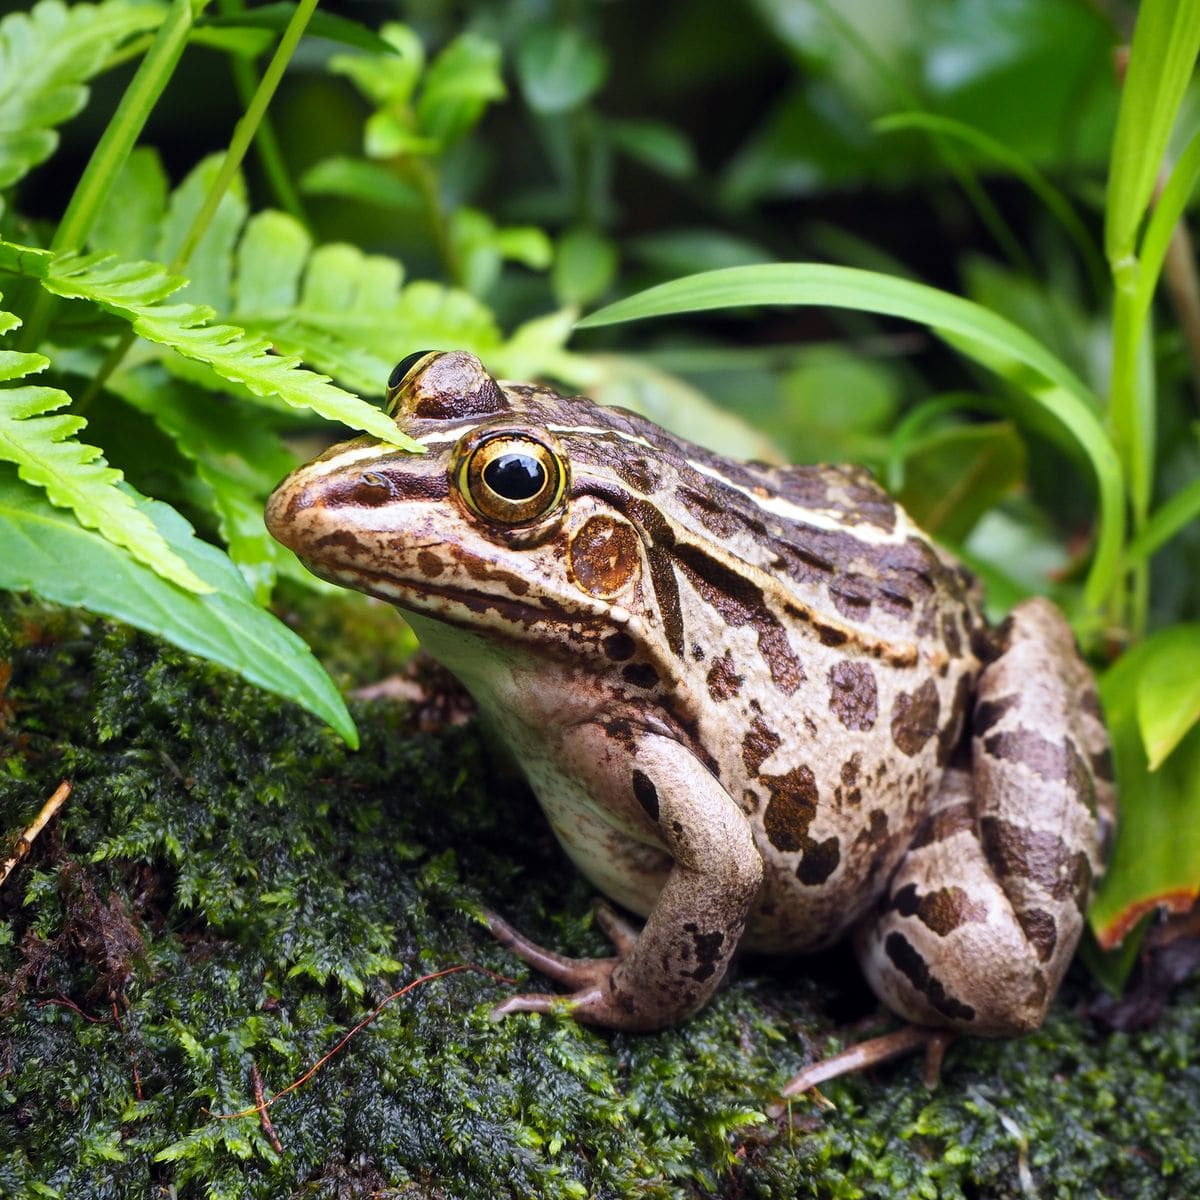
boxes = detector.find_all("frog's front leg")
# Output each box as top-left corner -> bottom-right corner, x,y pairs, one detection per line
488,729 -> 763,1032
854,597 -> 1114,1037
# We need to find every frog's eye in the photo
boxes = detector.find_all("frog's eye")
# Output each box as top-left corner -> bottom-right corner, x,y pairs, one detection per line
385,350 -> 438,411
456,432 -> 568,527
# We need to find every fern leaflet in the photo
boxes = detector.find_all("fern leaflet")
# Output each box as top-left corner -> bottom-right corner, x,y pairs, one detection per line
0,0 -> 165,190
0,307 -> 208,592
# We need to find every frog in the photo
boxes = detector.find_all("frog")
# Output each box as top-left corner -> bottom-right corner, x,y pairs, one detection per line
265,350 -> 1115,1074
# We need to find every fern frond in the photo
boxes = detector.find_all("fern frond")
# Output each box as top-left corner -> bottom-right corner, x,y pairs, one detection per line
0,309 -> 207,592
0,0 -> 164,189
40,252 -> 417,448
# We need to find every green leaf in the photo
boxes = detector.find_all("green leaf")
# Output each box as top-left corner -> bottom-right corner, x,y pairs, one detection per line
0,0 -> 163,189
896,421 -> 1026,543
1126,474 -> 1200,565
89,146 -> 169,261
330,21 -> 424,108
1091,630 -> 1200,948
1136,625 -> 1200,772
0,310 -> 207,593
0,464 -> 357,747
1104,0 -> 1200,262
517,27 -> 608,115
299,156 -> 422,210
553,229 -> 617,308
34,251 -> 419,450
577,264 -> 1123,615
202,3 -> 398,55
605,118 -> 695,179
417,32 -> 505,146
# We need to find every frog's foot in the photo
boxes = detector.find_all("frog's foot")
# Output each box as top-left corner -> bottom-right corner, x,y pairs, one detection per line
777,1026 -> 954,1102
484,907 -> 630,1025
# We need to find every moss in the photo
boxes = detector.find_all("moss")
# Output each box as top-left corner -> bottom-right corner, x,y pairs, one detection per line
1,605 -> 1197,1199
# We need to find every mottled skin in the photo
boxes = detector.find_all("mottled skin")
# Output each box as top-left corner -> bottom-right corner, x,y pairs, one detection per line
266,351 -> 1116,1038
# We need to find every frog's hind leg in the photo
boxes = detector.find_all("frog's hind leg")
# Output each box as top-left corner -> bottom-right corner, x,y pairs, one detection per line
852,597 -> 1114,1040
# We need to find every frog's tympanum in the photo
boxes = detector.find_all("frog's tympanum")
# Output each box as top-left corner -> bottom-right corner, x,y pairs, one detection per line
266,351 -> 1116,1059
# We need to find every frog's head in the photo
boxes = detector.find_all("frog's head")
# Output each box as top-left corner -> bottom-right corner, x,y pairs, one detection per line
266,351 -> 677,677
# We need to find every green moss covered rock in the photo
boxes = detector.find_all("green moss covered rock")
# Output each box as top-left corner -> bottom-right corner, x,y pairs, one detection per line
1,607 -> 1196,1198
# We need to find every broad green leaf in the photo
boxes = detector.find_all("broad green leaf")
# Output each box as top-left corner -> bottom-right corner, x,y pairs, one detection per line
33,251 -> 419,450
517,27 -> 608,115
0,464 -> 357,747
1136,625 -> 1200,771
1104,0 -> 1200,262
605,118 -> 695,179
1091,631 -> 1200,947
202,3 -> 398,55
451,208 -> 552,296
417,32 -> 505,146
299,156 -> 423,210
0,0 -> 163,189
330,21 -> 424,108
0,308 -> 206,593
553,229 -> 617,308
896,421 -> 1026,544
577,264 -> 1123,615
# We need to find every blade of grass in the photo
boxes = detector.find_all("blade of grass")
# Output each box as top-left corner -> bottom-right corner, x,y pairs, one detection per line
577,263 -> 1124,617
875,112 -> 1106,296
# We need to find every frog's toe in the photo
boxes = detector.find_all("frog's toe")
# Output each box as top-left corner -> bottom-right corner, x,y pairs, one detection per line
490,984 -> 607,1022
484,908 -> 619,987
592,901 -> 638,956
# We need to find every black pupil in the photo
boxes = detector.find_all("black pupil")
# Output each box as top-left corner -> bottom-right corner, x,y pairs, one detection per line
388,349 -> 434,390
484,453 -> 546,501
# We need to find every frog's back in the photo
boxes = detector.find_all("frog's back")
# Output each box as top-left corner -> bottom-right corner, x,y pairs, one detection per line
531,391 -> 985,949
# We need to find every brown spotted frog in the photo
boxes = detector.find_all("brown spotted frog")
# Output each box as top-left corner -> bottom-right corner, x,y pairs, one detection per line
266,351 -> 1115,1068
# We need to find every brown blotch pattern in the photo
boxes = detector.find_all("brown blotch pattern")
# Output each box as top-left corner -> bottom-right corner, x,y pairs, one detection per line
982,729 -> 1096,809
1016,908 -> 1058,962
761,766 -> 819,853
622,662 -> 659,690
891,678 -> 941,756
602,631 -> 636,661
910,800 -> 974,850
569,515 -> 640,597
980,817 -> 1093,911
885,932 -> 976,1022
742,717 -> 781,776
891,882 -> 988,936
796,836 -> 841,885
828,660 -> 878,731
706,650 -> 743,702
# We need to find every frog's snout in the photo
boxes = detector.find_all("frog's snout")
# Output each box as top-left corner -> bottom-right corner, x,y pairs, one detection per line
263,476 -> 313,549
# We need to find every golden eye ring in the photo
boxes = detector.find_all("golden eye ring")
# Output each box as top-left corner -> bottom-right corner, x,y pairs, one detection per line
454,431 -> 568,527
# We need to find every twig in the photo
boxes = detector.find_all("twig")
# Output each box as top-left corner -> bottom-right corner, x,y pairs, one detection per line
209,964 -> 514,1120
1,781 -> 71,887
251,1063 -> 284,1154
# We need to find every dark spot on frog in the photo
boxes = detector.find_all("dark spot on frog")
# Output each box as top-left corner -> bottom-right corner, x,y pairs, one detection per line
890,882 -> 987,936
417,549 -> 444,578
884,931 -> 976,1022
706,650 -> 743,701
828,661 -> 878,731
602,631 -> 636,661
1016,908 -> 1058,962
1080,688 -> 1105,723
841,754 -> 861,788
1091,747 -> 1114,782
761,765 -> 819,853
796,836 -> 840,885
740,789 -> 759,814
672,820 -> 683,835
622,662 -> 659,689
631,770 -> 659,822
618,456 -> 660,493
569,515 -> 641,597
312,528 -> 371,557
941,612 -> 963,657
891,678 -> 940,756
742,717 -> 781,776
691,644 -> 705,662
829,574 -> 874,619
973,693 -> 1018,736
980,816 -> 1093,909
910,799 -> 973,849
682,923 -> 724,982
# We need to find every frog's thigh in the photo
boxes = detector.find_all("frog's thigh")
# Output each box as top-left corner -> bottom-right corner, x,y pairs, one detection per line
855,598 -> 1113,1036
563,726 -> 764,1028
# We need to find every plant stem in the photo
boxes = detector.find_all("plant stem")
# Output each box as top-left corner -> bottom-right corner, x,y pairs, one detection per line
81,0 -> 320,410
19,0 -> 206,353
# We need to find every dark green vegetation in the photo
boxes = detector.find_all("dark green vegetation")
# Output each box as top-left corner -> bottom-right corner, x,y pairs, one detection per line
2,608 -> 1198,1199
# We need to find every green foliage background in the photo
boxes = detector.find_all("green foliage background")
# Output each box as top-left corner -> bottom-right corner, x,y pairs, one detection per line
1,0 -> 1199,1194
